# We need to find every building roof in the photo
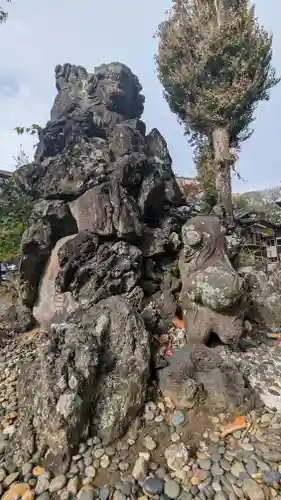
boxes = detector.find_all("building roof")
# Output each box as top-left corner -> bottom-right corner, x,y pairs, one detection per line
176,176 -> 199,183
0,169 -> 12,179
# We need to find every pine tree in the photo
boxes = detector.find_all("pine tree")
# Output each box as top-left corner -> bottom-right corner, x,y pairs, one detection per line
156,0 -> 279,225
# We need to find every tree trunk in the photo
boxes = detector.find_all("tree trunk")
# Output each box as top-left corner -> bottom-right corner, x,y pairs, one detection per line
212,127 -> 234,227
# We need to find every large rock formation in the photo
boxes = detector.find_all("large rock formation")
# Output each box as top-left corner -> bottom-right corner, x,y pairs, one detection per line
6,62 -> 189,468
7,297 -> 150,473
15,62 -> 188,331
6,62 -> 256,470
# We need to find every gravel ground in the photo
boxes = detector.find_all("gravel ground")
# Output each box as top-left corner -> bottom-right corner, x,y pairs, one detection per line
1,326 -> 281,500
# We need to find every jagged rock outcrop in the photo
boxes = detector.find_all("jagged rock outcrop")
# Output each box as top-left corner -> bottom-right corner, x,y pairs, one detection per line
6,61 -> 257,470
15,62 -> 186,329
6,62 -> 188,467
7,297 -> 150,473
179,216 -> 245,346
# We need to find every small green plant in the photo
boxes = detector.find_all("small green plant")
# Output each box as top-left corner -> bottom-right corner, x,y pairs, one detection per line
0,174 -> 34,262
15,124 -> 41,137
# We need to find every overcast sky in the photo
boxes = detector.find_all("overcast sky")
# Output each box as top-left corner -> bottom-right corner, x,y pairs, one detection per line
0,0 -> 280,192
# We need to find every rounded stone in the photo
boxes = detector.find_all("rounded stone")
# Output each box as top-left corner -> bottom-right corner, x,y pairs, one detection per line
105,447 -> 116,457
212,482 -> 222,493
245,459 -> 257,476
3,472 -> 20,488
100,455 -> 110,468
171,411 -> 185,427
156,468 -> 167,479
113,492 -> 126,500
171,433 -> 180,443
214,493 -> 227,500
93,448 -> 104,459
230,461 -> 246,479
191,476 -> 201,486
132,456 -> 148,481
262,470 -> 281,487
79,488 -> 96,500
155,415 -> 164,423
145,401 -> 157,412
143,477 -> 165,496
165,443 -> 189,471
144,411 -> 155,421
144,436 -> 157,451
264,452 -> 281,463
85,466 -> 96,478
35,474 -> 50,495
220,459 -> 231,472
198,460 -> 211,471
0,468 -> 7,481
211,464 -> 223,476
67,476 -> 79,495
119,462 -> 129,471
164,480 -> 181,499
49,475 -> 67,493
119,483 -> 132,496
37,494 -> 50,500
99,487 -> 110,500
22,463 -> 33,476
2,483 -> 33,500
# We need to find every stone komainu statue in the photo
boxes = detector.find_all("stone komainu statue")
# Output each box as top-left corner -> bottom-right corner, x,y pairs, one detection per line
179,215 -> 245,346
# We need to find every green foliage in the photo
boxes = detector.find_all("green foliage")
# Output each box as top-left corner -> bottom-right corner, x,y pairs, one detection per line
0,0 -> 10,24
238,245 -> 265,269
156,0 -> 279,219
15,124 -> 41,154
0,126 -> 42,261
156,0 -> 279,143
0,175 -> 34,261
15,124 -> 41,137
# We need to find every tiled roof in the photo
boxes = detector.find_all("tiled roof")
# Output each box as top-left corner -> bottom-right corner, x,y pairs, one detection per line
0,169 -> 12,179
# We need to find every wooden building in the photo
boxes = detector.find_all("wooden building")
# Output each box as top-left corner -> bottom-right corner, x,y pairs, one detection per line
234,208 -> 281,266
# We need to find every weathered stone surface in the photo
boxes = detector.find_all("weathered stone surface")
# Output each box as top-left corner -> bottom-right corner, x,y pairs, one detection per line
179,216 -> 245,346
7,60 -> 256,474
19,222 -> 53,307
17,62 -> 145,198
246,270 -> 281,329
6,296 -> 150,473
56,235 -> 143,307
0,302 -> 35,345
15,61 -> 185,335
158,344 -> 255,414
18,200 -> 77,310
164,442 -> 189,471
31,199 -> 78,239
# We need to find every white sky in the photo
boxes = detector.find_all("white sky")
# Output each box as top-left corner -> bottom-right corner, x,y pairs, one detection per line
0,0 -> 280,192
